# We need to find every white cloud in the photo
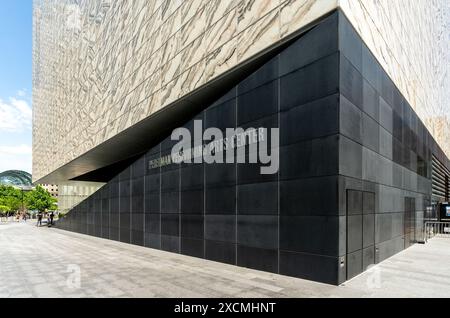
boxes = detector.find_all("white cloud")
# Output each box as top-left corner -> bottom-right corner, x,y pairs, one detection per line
0,97 -> 32,132
0,144 -> 32,156
0,144 -> 32,173
17,89 -> 27,97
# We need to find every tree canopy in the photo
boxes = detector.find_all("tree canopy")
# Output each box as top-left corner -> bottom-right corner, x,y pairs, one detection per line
25,186 -> 57,212
0,185 -> 57,214
0,185 -> 23,213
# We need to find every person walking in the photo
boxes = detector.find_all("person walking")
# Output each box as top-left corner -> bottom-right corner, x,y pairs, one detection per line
49,212 -> 54,227
37,211 -> 43,227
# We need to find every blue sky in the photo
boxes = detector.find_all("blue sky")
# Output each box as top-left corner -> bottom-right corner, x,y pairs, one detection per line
0,0 -> 33,173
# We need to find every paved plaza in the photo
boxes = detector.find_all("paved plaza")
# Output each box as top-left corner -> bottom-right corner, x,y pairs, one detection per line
0,222 -> 449,298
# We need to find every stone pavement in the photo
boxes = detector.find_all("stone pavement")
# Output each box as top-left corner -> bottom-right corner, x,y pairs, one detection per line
1,222 -> 449,298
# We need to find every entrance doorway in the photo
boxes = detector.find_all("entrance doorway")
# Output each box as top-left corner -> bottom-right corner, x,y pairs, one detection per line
404,197 -> 416,248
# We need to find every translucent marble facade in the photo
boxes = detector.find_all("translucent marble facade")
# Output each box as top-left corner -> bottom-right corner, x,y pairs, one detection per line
33,0 -> 449,182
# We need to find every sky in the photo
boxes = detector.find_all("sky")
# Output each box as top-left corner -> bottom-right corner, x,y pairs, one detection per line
0,0 -> 33,174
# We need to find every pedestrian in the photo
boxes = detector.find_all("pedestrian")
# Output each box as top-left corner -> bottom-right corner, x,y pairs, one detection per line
37,211 -> 43,227
49,212 -> 54,227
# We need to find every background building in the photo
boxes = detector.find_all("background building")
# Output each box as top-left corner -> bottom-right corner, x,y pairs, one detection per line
0,170 -> 33,188
33,1 -> 449,284
40,184 -> 58,198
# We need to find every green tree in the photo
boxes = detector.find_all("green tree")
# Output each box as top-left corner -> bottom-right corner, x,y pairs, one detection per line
0,185 -> 23,212
25,186 -> 57,212
0,205 -> 10,216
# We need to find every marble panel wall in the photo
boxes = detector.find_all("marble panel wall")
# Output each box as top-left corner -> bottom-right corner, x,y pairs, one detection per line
32,0 -> 338,182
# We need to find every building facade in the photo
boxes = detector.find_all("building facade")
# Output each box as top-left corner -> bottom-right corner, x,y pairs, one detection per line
33,1 -> 449,285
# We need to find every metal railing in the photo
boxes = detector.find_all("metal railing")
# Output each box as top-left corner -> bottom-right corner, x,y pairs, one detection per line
424,221 -> 450,243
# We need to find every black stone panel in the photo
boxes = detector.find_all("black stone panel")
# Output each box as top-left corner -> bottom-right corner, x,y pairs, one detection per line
180,165 -> 203,190
340,136 -> 364,181
204,98 -> 236,132
145,174 -> 160,193
280,135 -> 339,180
362,79 -> 379,122
237,154 -> 278,185
132,157 -> 146,178
237,246 -> 278,273
161,170 -> 179,192
363,214 -> 375,248
347,190 -> 363,215
210,87 -> 237,109
161,191 -> 179,213
237,215 -> 278,250
280,216 -> 340,256
205,162 -> 236,187
363,192 -> 375,214
205,186 -> 236,215
161,214 -> 180,237
340,55 -> 363,109
362,44 -> 381,93
180,189 -> 204,214
181,238 -> 204,258
347,214 -> 362,253
280,250 -> 341,285
375,212 -> 403,244
161,135 -> 179,153
161,235 -> 180,253
362,113 -> 380,153
120,227 -> 130,244
145,213 -> 160,234
379,96 -> 393,134
145,233 -> 161,249
376,236 -> 404,263
144,192 -> 160,213
379,126 -> 393,160
280,176 -> 339,216
280,12 -> 338,76
280,53 -> 339,111
346,249 -> 363,280
340,95 -> 362,144
338,11 -> 362,71
240,114 -> 279,146
239,56 -> 279,94
131,229 -> 144,246
237,182 -> 278,215
205,240 -> 236,265
238,80 -> 278,125
362,246 -> 375,270
281,94 -> 339,146
204,215 -> 236,243
380,70 -> 394,107
131,211 -> 144,233
181,214 -> 204,240
131,195 -> 144,214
